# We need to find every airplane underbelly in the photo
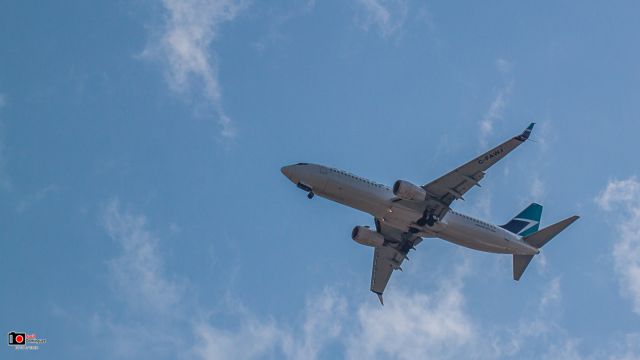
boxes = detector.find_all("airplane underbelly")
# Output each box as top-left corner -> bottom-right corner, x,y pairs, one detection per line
380,205 -> 421,229
438,223 -> 512,254
320,180 -> 387,216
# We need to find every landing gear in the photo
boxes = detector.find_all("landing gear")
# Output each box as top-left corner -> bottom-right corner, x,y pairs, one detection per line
417,211 -> 438,227
297,182 -> 314,199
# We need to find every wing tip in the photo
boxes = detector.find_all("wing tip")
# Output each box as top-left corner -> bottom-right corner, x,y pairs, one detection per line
373,291 -> 384,306
516,122 -> 536,141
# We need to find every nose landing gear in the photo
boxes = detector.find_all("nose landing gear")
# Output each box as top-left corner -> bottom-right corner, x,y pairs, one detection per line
297,182 -> 314,199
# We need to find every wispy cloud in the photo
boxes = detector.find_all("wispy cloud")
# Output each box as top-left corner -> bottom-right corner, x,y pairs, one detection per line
191,316 -> 281,359
479,59 -> 515,148
530,175 -> 546,203
346,263 -> 476,359
355,0 -> 408,38
192,288 -> 348,360
479,84 -> 512,148
95,198 -> 640,359
496,58 -> 513,75
102,200 -> 182,314
98,200 -> 349,359
143,0 -> 248,139
16,184 -> 57,213
282,288 -> 347,359
596,177 -> 640,315
252,0 -> 317,54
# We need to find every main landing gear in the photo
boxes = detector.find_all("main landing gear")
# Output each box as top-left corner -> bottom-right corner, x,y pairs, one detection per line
307,192 -> 314,199
416,212 -> 438,227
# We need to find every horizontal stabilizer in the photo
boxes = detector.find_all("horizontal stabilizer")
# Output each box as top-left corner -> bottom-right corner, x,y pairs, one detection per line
523,215 -> 580,249
513,255 -> 534,281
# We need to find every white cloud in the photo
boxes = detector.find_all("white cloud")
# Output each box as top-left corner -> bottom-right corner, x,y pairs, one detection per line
16,183 -> 57,213
95,198 -> 640,359
486,277 -> 568,358
542,338 -> 583,360
530,175 -> 546,203
143,0 -> 248,139
252,0 -> 317,55
191,288 -> 348,360
346,262 -> 481,359
282,288 -> 347,359
596,177 -> 640,315
192,318 -> 281,360
102,200 -> 182,313
607,333 -> 640,360
99,200 -> 349,359
539,276 -> 562,310
496,58 -> 513,75
479,84 -> 512,148
596,177 -> 640,212
347,289 -> 474,359
355,0 -> 408,38
479,58 -> 516,148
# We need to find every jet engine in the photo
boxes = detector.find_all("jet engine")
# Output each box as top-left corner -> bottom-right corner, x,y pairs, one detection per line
392,180 -> 426,201
351,226 -> 384,247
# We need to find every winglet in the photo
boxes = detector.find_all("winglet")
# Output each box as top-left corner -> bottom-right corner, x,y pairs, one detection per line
516,122 -> 535,141
375,292 -> 384,306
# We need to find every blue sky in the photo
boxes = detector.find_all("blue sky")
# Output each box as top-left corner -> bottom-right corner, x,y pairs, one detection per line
2,0 -> 640,359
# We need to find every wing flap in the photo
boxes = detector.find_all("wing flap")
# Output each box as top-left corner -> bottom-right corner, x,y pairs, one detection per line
371,245 -> 400,295
369,222 -> 421,304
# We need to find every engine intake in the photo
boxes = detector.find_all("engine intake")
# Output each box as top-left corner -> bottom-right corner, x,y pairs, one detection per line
351,226 -> 384,248
393,180 -> 426,201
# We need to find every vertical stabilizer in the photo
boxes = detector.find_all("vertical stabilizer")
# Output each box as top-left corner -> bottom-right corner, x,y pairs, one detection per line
500,203 -> 542,236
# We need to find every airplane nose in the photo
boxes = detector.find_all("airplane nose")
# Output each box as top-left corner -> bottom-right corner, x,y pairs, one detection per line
281,165 -> 296,182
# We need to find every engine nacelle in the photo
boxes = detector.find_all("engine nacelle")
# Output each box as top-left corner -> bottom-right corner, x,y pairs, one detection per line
392,180 -> 426,201
351,226 -> 384,248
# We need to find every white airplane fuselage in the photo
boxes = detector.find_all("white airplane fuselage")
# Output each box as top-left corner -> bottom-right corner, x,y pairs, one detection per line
282,163 -> 539,256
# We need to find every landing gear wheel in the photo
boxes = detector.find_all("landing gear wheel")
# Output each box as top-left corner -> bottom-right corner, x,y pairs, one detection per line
307,192 -> 314,199
426,214 -> 437,227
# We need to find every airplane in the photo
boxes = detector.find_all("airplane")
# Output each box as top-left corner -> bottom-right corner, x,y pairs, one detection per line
281,123 -> 579,305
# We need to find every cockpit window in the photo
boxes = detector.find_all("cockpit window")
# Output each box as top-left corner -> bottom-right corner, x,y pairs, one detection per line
296,163 -> 309,165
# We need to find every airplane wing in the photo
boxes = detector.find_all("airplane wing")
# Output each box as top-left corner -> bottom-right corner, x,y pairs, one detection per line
421,123 -> 535,219
370,221 -> 422,305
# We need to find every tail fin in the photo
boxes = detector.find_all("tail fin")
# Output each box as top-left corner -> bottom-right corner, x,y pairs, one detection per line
512,215 -> 580,281
500,203 -> 543,237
